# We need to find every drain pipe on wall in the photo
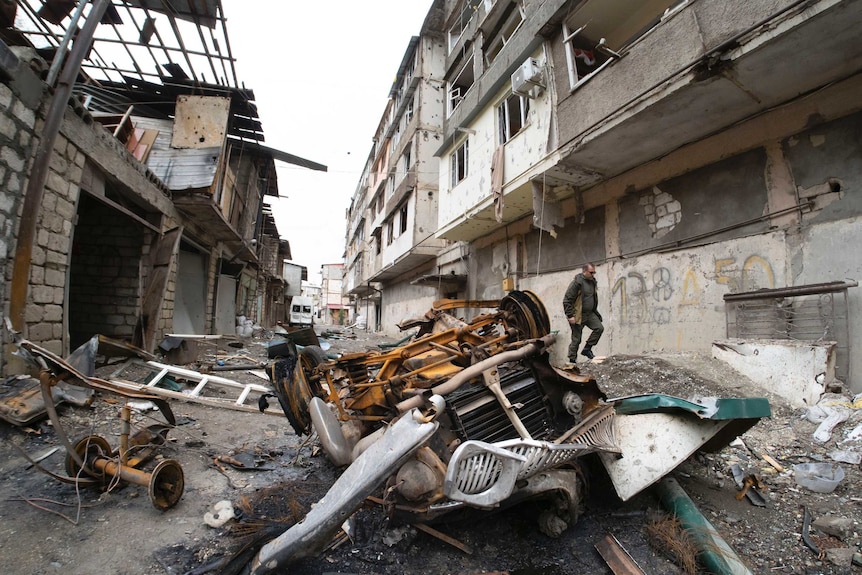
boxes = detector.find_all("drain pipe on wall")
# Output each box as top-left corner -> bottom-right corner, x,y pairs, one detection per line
8,0 -> 109,335
656,476 -> 754,575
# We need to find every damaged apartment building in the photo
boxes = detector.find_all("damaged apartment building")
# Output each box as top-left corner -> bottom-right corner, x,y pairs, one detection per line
0,0 -> 323,373
345,0 -> 862,392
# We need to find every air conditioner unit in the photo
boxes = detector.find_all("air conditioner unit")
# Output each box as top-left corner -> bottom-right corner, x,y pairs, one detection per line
511,58 -> 544,97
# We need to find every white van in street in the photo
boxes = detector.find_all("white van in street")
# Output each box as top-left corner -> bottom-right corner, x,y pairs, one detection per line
289,296 -> 314,327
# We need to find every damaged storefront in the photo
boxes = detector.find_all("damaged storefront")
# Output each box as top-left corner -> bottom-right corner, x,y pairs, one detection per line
0,0 -> 324,372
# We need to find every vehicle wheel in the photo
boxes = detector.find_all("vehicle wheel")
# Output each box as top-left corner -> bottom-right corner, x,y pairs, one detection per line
271,345 -> 329,436
65,435 -> 113,479
500,290 -> 551,339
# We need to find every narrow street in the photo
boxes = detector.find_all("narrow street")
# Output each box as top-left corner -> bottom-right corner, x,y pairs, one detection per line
2,325 -> 860,574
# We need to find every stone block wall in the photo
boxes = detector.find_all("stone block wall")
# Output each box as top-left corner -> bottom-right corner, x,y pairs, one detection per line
68,195 -> 144,348
0,54 -> 43,361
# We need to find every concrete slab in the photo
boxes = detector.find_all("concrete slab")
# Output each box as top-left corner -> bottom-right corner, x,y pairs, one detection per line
712,339 -> 836,407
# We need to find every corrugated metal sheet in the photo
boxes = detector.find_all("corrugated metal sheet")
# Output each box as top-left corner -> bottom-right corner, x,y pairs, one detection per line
133,116 -> 220,191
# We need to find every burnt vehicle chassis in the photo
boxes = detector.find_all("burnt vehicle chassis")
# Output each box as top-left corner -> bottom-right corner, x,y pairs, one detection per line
255,291 -> 623,572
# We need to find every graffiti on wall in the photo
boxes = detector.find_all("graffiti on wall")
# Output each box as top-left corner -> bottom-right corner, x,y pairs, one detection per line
612,255 -> 775,325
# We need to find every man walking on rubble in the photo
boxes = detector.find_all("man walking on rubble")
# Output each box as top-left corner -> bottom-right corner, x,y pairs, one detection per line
563,262 -> 604,363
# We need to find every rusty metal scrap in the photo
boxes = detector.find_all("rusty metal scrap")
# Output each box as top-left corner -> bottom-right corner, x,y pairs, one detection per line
243,290 -> 772,573
10,334 -> 183,509
250,291 -> 617,572
595,534 -> 646,575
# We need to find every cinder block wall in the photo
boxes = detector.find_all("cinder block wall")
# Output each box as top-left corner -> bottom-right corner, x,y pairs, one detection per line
0,55 -> 45,362
24,131 -> 85,355
68,197 -> 144,348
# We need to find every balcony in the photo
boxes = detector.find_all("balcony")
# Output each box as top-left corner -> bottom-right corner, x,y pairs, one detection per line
546,0 -> 862,194
436,0 -> 862,242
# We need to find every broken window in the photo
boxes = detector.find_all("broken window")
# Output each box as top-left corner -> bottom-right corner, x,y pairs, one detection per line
562,22 -> 613,90
498,92 -> 529,143
561,1 -> 680,91
484,1 -> 525,66
448,51 -> 475,116
355,255 -> 363,280
450,139 -> 469,188
405,97 -> 414,124
399,202 -> 409,235
372,228 -> 382,255
386,219 -> 394,245
448,0 -> 482,52
401,146 -> 412,175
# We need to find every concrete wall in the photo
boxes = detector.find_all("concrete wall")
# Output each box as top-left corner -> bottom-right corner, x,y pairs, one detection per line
618,150 -> 770,255
437,50 -> 554,233
512,108 -> 862,390
526,205 -> 605,274
552,0 -> 798,150
518,230 -> 790,370
379,278 -> 439,336
783,112 -> 862,225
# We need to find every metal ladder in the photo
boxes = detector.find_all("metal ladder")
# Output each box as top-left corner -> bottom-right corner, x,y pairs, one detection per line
109,360 -> 283,416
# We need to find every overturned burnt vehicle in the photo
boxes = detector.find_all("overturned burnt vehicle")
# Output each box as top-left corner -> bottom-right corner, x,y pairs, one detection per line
253,291 -> 770,574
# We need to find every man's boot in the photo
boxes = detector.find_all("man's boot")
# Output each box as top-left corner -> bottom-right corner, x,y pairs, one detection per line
581,345 -> 594,360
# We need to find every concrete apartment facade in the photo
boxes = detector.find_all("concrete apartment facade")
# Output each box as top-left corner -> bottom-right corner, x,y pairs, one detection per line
344,28 -> 453,332
345,0 -> 862,391
320,263 -> 350,325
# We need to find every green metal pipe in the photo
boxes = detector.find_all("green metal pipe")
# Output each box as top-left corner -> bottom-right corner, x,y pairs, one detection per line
656,476 -> 754,575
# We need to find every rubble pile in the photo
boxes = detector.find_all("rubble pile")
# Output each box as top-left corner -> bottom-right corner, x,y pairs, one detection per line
590,353 -> 862,573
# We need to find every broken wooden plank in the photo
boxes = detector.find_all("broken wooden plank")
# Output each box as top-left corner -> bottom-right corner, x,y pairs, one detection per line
414,523 -> 473,555
761,453 -> 784,472
595,534 -> 645,575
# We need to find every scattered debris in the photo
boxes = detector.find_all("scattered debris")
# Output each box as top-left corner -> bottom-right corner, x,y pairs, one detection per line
793,462 -> 845,493
812,515 -> 855,540
802,505 -> 821,555
646,515 -> 699,575
246,292 -> 769,573
216,451 -> 275,471
828,448 -> 861,464
414,522 -> 473,555
804,393 -> 854,443
730,463 -> 768,507
204,500 -> 236,528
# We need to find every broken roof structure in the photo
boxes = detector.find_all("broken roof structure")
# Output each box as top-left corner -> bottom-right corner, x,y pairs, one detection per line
0,0 -> 325,366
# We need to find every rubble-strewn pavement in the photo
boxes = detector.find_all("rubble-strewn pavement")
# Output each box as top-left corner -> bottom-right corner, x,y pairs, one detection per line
1,328 -> 861,575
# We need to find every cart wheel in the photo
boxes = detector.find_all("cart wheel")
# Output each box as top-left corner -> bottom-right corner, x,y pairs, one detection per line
65,435 -> 114,479
148,459 -> 184,510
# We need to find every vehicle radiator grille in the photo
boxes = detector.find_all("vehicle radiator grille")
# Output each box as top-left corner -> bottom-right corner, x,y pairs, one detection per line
445,405 -> 620,507
446,367 -> 550,443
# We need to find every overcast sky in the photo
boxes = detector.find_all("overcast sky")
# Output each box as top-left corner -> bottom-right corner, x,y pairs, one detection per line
222,1 -> 435,284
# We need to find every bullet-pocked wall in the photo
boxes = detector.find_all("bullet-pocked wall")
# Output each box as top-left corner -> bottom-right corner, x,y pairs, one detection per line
379,274 -> 439,334
526,206 -> 605,274
783,112 -> 862,226
617,150 -> 770,257
514,107 -> 862,390
602,114 -> 862,361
